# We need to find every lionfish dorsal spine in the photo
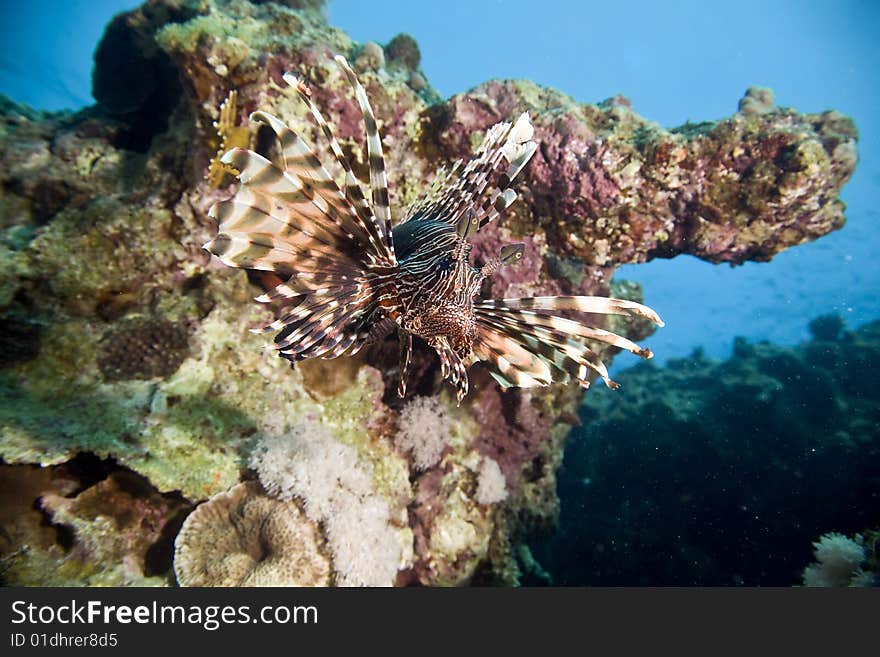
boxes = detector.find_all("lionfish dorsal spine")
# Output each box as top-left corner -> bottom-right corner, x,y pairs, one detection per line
334,56 -> 395,260
280,70 -> 393,265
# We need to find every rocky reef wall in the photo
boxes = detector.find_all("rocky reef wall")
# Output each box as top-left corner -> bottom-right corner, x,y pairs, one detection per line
0,0 -> 857,585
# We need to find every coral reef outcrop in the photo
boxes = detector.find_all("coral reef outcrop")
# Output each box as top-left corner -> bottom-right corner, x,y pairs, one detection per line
0,0 -> 857,586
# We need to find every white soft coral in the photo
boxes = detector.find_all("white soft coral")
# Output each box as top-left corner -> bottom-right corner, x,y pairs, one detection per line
250,423 -> 402,587
802,532 -> 866,587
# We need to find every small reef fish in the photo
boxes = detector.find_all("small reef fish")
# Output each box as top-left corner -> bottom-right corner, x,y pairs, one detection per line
204,56 -> 663,402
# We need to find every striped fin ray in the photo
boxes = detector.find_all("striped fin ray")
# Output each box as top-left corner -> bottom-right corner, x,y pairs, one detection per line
289,302 -> 373,359
432,337 -> 469,403
318,327 -> 365,360
206,229 -> 365,277
476,113 -> 537,228
206,232 -> 326,276
475,312 -> 619,389
397,330 -> 412,398
476,296 -> 665,327
254,258 -> 360,303
403,160 -> 462,221
333,56 -> 395,260
472,321 -> 555,388
254,266 -> 359,304
216,149 -> 374,260
474,306 -> 655,358
275,294 -> 365,357
210,197 -> 364,262
264,285 -> 376,361
272,79 -> 393,264
255,285 -> 361,335
247,112 -> 378,249
407,119 -> 514,224
282,299 -> 380,361
405,112 -> 536,231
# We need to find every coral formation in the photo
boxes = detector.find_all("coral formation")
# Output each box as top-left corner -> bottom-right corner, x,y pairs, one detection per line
0,0 -> 858,586
536,318 -> 880,585
385,33 -> 421,70
801,531 -> 875,587
97,317 -> 190,381
394,396 -> 451,471
174,481 -> 330,586
1,458 -> 188,586
475,457 -> 508,506
249,423 -> 411,586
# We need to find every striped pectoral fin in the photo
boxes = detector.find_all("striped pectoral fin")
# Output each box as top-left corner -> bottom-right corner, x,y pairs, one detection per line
205,229 -> 361,280
475,306 -> 654,359
478,296 -> 665,327
272,292 -> 367,358
280,72 -> 393,264
472,320 -> 555,389
253,285 -> 358,334
255,95 -> 392,264
220,148 -> 310,202
249,110 -> 339,194
211,193 -> 365,259
216,149 -> 373,253
477,310 -> 626,389
254,265 -> 357,303
204,231 -> 302,274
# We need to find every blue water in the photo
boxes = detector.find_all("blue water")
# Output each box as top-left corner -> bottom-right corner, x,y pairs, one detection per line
2,0 -> 877,367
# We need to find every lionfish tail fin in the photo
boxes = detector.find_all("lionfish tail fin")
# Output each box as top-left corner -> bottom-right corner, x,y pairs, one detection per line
472,295 -> 663,389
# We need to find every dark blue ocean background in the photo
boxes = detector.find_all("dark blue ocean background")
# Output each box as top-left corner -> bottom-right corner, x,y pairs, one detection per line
2,0 -> 877,585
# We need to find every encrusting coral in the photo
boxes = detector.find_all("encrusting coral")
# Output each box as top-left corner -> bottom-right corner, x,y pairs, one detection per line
0,0 -> 858,586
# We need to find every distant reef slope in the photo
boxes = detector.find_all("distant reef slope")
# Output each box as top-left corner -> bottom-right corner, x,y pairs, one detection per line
538,316 -> 879,585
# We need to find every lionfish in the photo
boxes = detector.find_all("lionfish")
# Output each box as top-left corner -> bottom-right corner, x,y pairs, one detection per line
204,56 -> 663,403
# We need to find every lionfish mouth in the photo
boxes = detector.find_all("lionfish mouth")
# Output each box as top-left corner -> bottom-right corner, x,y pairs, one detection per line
204,55 -> 663,403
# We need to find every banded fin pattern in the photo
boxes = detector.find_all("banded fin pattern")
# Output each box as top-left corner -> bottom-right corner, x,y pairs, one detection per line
472,296 -> 663,389
404,112 -> 536,229
205,57 -> 399,361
